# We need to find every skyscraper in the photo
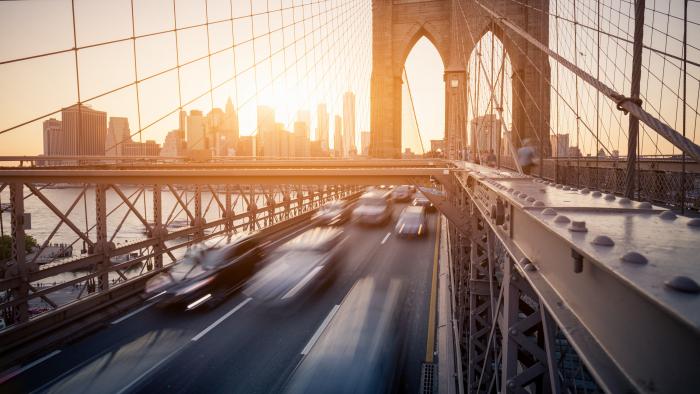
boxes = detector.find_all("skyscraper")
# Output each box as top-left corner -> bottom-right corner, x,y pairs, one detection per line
256,105 -> 276,156
361,131 -> 371,156
105,117 -> 131,157
293,121 -> 310,158
224,97 -> 239,152
161,130 -> 186,157
470,114 -> 501,155
296,109 -> 311,133
42,118 -> 62,157
316,103 -> 329,152
179,110 -> 187,133
550,133 -> 569,157
60,104 -> 107,156
343,91 -> 356,156
187,110 -> 206,150
333,115 -> 343,157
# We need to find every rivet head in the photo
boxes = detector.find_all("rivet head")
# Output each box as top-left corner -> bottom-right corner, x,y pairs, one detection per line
519,194 -> 528,199
542,208 -> 557,215
554,214 -> 570,224
591,191 -> 602,197
688,218 -> 700,227
533,200 -> 545,207
618,197 -> 631,205
524,263 -> 536,271
621,251 -> 648,265
638,202 -> 652,209
659,210 -> 677,220
526,196 -> 535,202
563,186 -> 571,191
508,188 -> 514,192
604,193 -> 616,201
665,276 -> 700,294
580,188 -> 590,194
509,328 -> 518,336
556,184 -> 563,189
507,381 -> 516,389
569,220 -> 588,232
592,235 -> 615,246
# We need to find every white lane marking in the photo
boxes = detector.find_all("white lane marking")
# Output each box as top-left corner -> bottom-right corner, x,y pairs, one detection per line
115,345 -> 186,394
301,305 -> 340,355
146,290 -> 166,302
110,302 -> 154,325
191,297 -> 252,342
281,266 -> 323,300
381,232 -> 391,244
0,350 -> 61,385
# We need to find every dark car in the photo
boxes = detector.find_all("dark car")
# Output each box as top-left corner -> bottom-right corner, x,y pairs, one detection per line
411,194 -> 435,211
313,200 -> 352,225
243,227 -> 346,304
395,206 -> 428,237
145,233 -> 263,310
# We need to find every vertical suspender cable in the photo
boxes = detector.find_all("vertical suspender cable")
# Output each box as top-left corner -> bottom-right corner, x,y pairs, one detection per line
681,0 -> 688,213
625,0 -> 645,199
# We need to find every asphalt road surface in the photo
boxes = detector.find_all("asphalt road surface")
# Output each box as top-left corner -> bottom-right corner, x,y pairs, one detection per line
2,201 -> 440,394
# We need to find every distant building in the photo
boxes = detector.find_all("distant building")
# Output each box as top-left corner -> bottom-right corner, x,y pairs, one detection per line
42,118 -> 62,157
568,146 -> 582,157
550,133 -> 569,157
59,104 -> 107,156
343,91 -> 356,157
333,115 -> 343,157
105,117 -> 131,157
256,106 -> 276,157
161,130 -> 187,157
470,114 -> 501,155
293,121 -> 310,158
361,131 -> 371,156
237,136 -> 254,157
296,110 -> 311,132
122,140 -> 160,156
187,110 -> 207,151
206,98 -> 239,156
310,140 -> 326,157
316,103 -> 329,152
430,139 -> 445,154
403,148 -> 416,159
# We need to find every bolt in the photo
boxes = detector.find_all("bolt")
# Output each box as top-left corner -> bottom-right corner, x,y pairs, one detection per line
604,193 -> 616,201
524,263 -> 536,271
509,328 -> 518,336
526,196 -> 535,202
533,200 -> 545,207
519,193 -> 528,199
554,214 -> 571,224
618,197 -> 632,205
580,188 -> 590,194
638,202 -> 652,209
621,251 -> 648,265
664,276 -> 700,294
563,186 -> 571,191
556,184 -> 563,189
591,191 -> 602,197
569,220 -> 588,232
592,235 -> 615,246
542,208 -> 557,216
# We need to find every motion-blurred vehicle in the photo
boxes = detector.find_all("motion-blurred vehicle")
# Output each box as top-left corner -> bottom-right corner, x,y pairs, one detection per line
243,227 -> 346,304
313,200 -> 352,225
395,206 -> 427,238
145,233 -> 263,310
352,190 -> 393,225
283,277 -> 405,394
411,194 -> 435,212
391,185 -> 412,202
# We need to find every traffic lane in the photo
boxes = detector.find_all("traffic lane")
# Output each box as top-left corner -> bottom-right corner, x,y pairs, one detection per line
280,203 -> 439,393
132,216 -> 395,393
2,221 -> 326,392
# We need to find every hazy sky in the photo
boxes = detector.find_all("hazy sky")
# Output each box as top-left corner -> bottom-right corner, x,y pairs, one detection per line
0,0 -> 698,157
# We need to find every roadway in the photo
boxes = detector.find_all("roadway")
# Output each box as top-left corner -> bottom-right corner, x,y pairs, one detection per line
2,200 -> 441,393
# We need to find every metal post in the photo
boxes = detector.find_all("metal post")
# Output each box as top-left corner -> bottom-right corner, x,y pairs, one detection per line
95,184 -> 109,291
152,184 -> 163,269
194,184 -> 203,238
9,183 -> 28,323
225,184 -> 233,232
624,0 -> 645,199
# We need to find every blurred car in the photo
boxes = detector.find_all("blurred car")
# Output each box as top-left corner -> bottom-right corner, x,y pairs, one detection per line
243,227 -> 347,304
313,200 -> 352,225
395,206 -> 427,237
391,185 -> 412,202
145,233 -> 263,310
412,194 -> 435,211
352,190 -> 393,225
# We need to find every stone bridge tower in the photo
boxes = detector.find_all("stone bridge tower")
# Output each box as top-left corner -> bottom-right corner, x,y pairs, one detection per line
369,0 -> 550,159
